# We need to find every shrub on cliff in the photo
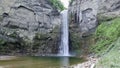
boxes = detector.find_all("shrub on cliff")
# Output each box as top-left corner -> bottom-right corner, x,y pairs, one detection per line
50,0 -> 65,11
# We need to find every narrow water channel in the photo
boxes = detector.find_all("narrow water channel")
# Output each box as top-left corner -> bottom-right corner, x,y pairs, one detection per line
59,10 -> 69,56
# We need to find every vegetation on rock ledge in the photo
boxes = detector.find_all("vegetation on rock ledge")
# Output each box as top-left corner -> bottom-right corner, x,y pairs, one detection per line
96,38 -> 120,68
91,17 -> 120,56
50,0 -> 65,11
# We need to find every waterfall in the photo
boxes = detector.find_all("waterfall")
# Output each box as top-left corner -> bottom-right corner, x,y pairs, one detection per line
59,10 -> 69,56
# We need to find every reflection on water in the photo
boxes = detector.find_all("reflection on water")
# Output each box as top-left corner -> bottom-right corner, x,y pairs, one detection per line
60,57 -> 69,67
0,56 -> 85,68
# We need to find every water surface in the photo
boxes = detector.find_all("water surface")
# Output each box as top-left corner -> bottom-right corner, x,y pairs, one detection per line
0,56 -> 85,68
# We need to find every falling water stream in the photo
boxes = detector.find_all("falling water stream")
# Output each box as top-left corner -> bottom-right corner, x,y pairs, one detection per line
60,10 -> 69,56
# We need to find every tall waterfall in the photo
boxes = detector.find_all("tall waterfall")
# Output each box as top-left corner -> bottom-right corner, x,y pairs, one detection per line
60,10 -> 69,56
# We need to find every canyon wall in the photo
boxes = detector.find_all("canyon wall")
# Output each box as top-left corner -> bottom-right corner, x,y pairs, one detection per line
69,0 -> 120,53
0,0 -> 61,55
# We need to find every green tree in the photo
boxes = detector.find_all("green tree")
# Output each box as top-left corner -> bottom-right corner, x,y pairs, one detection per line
50,0 -> 65,11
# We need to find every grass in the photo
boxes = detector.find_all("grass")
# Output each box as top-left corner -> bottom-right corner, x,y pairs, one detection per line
91,18 -> 120,56
90,17 -> 120,68
95,38 -> 120,68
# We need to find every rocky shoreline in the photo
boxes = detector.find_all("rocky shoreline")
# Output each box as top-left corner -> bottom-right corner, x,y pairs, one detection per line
0,55 -> 100,68
70,56 -> 99,68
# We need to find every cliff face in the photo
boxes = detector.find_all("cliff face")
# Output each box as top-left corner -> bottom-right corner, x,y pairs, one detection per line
69,0 -> 120,36
69,0 -> 98,35
0,0 -> 61,55
69,0 -> 120,51
98,0 -> 120,14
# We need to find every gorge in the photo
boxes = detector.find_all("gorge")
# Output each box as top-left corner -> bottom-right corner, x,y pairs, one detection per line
0,0 -> 120,68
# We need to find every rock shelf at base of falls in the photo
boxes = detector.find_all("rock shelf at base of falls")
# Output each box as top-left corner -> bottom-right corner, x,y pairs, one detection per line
71,56 -> 99,68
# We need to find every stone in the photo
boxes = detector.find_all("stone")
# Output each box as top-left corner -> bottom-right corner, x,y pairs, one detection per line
0,0 -> 61,55
68,0 -> 120,53
69,0 -> 98,36
69,0 -> 120,37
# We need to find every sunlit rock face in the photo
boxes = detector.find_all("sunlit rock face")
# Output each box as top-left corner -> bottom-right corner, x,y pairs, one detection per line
98,0 -> 120,21
0,0 -> 61,33
68,0 -> 120,51
0,0 -> 61,55
98,0 -> 120,13
69,0 -> 120,37
69,0 -> 98,37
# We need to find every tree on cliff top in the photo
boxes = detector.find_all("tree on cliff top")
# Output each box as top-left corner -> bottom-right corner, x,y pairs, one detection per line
50,0 -> 65,11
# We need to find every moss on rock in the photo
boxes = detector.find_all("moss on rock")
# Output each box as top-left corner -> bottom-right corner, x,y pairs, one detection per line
0,26 -> 60,55
97,14 -> 117,23
70,33 -> 81,50
32,26 -> 60,54
0,15 -> 3,22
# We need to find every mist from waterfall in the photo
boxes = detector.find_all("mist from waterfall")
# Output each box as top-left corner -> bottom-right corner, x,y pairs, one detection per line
59,10 -> 69,56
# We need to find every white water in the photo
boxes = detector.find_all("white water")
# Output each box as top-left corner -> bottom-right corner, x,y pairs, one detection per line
59,10 -> 69,56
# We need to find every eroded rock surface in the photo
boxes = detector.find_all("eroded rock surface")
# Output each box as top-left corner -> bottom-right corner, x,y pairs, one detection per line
0,0 -> 61,55
68,0 -> 120,52
69,0 -> 98,36
69,0 -> 120,36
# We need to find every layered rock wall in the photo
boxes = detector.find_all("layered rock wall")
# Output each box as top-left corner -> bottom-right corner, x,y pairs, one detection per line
0,0 -> 61,55
69,0 -> 120,36
69,0 -> 120,52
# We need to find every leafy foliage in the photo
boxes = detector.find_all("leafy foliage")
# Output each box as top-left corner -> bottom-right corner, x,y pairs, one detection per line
50,0 -> 65,11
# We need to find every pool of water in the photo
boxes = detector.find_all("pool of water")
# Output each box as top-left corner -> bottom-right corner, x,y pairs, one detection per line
0,56 -> 85,68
